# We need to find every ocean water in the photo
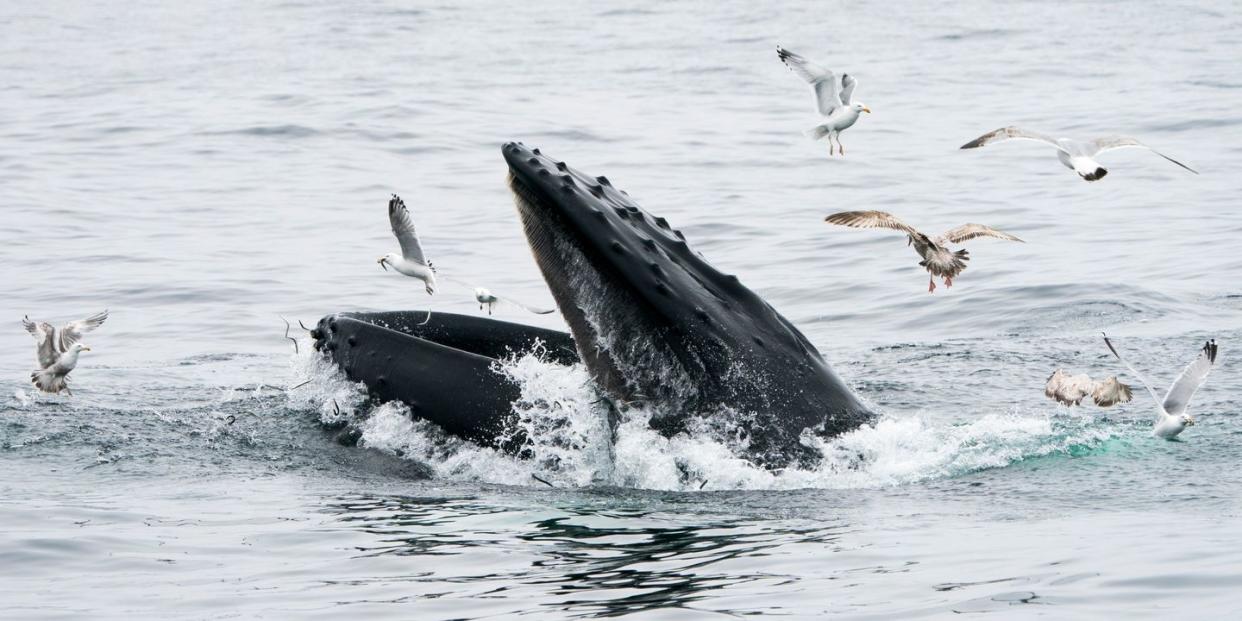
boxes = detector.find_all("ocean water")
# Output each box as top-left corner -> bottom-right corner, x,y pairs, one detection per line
3,0 -> 1242,618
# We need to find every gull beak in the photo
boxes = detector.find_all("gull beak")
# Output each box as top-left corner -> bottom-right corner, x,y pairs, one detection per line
862,106 -> 872,114
82,347 -> 92,352
377,257 -> 388,271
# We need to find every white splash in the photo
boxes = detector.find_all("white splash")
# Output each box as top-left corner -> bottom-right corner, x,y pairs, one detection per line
12,389 -> 34,408
293,346 -> 1117,491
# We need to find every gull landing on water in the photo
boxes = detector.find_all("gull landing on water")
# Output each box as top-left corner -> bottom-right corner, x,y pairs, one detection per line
1044,369 -> 1132,407
378,194 -> 437,294
22,310 -> 107,395
824,211 -> 1023,293
1104,334 -> 1217,439
776,46 -> 870,156
960,127 -> 1198,181
472,287 -> 554,316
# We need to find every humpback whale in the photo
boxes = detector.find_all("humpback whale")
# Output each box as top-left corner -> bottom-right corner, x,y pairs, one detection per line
313,143 -> 872,466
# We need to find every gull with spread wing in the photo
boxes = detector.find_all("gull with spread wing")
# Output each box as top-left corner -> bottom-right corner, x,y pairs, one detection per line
1103,334 -> 1217,439
378,194 -> 437,294
22,310 -> 107,395
960,127 -> 1198,181
1044,369 -> 1132,407
825,210 -> 1024,292
472,287 -> 554,316
776,46 -> 870,156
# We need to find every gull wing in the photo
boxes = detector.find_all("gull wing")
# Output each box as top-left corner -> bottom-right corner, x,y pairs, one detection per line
960,126 -> 1067,153
1161,340 -> 1217,416
23,316 -> 59,368
388,194 -> 428,265
839,74 -> 858,105
495,293 -> 555,315
1044,369 -> 1088,406
1091,376 -> 1133,407
448,277 -> 557,316
1103,333 -> 1164,411
777,46 -> 843,116
58,310 -> 108,352
1088,136 -> 1198,174
825,210 -> 922,237
939,224 -> 1024,245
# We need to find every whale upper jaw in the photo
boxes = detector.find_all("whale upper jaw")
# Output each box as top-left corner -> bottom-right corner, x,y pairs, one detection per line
502,142 -> 872,465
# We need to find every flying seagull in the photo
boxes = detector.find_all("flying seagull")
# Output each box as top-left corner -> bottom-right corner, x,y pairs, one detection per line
473,287 -> 555,316
1103,334 -> 1217,439
1044,369 -> 1132,407
22,310 -> 107,395
824,210 -> 1024,292
776,46 -> 871,156
378,194 -> 437,294
960,127 -> 1198,181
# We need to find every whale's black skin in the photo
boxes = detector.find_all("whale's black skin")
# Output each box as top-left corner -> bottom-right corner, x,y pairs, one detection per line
312,310 -> 577,450
313,143 -> 873,467
502,142 -> 872,463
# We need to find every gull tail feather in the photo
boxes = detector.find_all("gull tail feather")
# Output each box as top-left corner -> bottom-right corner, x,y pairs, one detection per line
31,369 -> 68,394
804,126 -> 831,141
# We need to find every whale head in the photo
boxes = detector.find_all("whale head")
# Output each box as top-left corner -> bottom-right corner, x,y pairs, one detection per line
502,142 -> 871,464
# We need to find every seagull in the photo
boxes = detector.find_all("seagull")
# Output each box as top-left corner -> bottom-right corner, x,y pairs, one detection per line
473,287 -> 554,316
960,127 -> 1198,181
824,210 -> 1024,292
1103,334 -> 1217,439
22,310 -> 107,395
1044,369 -> 1132,407
378,194 -> 437,294
776,46 -> 870,156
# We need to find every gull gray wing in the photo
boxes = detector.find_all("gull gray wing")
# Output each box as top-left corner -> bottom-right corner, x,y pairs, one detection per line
58,310 -> 108,352
776,46 -> 842,116
1161,340 -> 1217,416
1103,333 -> 1163,409
1091,376 -> 1133,407
388,194 -> 428,265
839,74 -> 858,105
1088,136 -> 1198,174
23,316 -> 58,369
960,126 -> 1066,153
939,224 -> 1025,245
497,293 -> 556,315
825,210 -> 922,237
1045,369 -> 1091,406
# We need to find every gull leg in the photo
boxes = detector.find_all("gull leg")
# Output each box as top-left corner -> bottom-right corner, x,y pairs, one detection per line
827,135 -> 835,156
945,276 -> 953,288
928,275 -> 936,293
839,138 -> 846,156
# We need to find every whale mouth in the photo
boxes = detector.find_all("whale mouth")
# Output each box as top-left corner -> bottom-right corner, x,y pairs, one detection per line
500,142 -> 872,466
504,145 -> 699,416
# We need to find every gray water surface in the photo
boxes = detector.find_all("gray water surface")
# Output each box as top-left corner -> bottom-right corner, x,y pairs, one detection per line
3,1 -> 1242,618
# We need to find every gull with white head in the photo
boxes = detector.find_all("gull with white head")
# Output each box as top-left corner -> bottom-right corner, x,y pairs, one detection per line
825,210 -> 1024,292
1103,334 -> 1217,439
377,194 -> 437,294
776,46 -> 870,156
960,127 -> 1198,181
472,287 -> 554,316
22,310 -> 107,395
